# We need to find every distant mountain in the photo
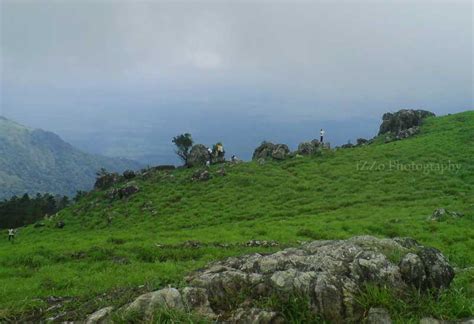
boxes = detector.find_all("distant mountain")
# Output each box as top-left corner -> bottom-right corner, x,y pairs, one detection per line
0,116 -> 142,199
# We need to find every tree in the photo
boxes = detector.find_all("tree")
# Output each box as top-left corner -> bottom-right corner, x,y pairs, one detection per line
172,133 -> 194,165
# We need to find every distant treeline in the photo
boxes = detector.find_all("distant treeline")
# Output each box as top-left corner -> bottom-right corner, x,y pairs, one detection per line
0,193 -> 71,229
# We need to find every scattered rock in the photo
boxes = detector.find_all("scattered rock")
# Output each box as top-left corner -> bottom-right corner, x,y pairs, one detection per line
86,306 -> 113,324
378,109 -> 435,135
245,240 -> 279,248
253,142 -> 290,161
428,208 -> 464,221
192,170 -> 211,182
108,183 -> 140,200
34,222 -> 46,228
56,221 -> 65,229
183,240 -> 202,249
367,307 -> 392,324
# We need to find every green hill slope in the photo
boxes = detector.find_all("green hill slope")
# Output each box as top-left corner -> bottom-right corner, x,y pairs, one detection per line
0,111 -> 473,321
0,117 -> 142,199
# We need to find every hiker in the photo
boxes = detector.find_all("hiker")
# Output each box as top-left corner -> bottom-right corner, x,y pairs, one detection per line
8,228 -> 15,243
207,147 -> 213,164
231,155 -> 237,162
206,160 -> 211,168
320,129 -> 325,143
216,143 -> 224,157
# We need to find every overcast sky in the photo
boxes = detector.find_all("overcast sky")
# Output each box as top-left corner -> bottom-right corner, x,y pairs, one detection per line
1,0 -> 472,163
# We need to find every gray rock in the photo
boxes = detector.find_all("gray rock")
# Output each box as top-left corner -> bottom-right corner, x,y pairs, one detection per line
86,306 -> 113,324
181,287 -> 216,319
192,170 -> 211,182
417,247 -> 454,290
188,144 -> 210,167
297,140 -> 320,155
252,142 -> 290,161
230,308 -> 284,324
108,183 -> 140,200
271,144 -> 290,160
428,208 -> 464,221
399,253 -> 426,289
367,307 -> 392,324
126,288 -> 184,317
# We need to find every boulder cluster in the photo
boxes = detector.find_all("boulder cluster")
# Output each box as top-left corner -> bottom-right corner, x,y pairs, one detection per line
252,140 -> 323,162
86,236 -> 457,323
378,109 -> 435,137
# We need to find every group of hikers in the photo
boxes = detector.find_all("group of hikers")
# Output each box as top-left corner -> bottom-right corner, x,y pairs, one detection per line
205,143 -> 240,168
204,129 -> 325,168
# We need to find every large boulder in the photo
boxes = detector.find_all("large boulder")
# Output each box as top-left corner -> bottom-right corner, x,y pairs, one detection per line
253,142 -> 290,161
378,109 -> 435,136
187,144 -> 210,167
297,139 -> 321,155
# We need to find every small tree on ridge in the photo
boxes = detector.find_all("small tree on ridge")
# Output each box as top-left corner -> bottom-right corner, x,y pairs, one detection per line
172,133 -> 194,165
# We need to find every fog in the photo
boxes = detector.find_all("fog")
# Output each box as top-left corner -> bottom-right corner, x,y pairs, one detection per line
1,0 -> 472,164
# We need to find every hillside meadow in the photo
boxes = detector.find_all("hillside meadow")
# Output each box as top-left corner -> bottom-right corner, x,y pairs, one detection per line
0,111 -> 473,322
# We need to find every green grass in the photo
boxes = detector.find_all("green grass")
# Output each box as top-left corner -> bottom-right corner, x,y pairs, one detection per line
0,111 -> 473,321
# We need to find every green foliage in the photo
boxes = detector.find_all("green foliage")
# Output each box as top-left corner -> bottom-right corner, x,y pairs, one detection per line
172,133 -> 194,165
0,193 -> 69,228
0,111 -> 473,321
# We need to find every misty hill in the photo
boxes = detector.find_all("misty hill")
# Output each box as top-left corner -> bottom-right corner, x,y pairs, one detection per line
0,111 -> 472,322
0,117 -> 141,199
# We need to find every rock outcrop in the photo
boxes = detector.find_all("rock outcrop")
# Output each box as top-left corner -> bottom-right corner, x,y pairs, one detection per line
428,208 -> 464,221
103,236 -> 454,323
296,139 -> 321,156
187,144 -> 210,167
253,142 -> 290,161
378,109 -> 435,136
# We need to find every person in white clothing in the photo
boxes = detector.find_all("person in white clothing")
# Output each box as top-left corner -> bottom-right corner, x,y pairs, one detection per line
320,129 -> 325,143
8,229 -> 15,243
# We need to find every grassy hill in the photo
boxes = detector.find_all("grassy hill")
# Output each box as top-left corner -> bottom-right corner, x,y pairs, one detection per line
0,111 -> 473,322
0,117 -> 142,199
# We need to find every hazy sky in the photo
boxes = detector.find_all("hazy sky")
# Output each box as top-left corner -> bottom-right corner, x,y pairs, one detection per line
1,0 -> 472,163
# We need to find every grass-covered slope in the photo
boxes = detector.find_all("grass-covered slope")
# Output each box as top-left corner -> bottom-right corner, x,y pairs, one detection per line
0,117 -> 141,199
0,111 -> 473,321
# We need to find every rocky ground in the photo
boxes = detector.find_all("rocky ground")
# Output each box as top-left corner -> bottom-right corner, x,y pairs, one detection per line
85,236 -> 472,323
